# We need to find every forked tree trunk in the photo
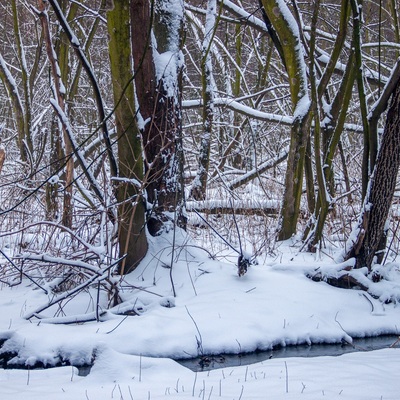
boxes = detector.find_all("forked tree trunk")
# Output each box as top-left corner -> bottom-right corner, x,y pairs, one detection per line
260,0 -> 311,241
303,50 -> 356,250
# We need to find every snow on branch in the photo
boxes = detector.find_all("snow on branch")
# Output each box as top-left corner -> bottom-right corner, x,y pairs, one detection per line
183,98 -> 292,125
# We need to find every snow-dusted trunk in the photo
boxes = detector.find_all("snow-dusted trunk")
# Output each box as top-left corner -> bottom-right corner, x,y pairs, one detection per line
304,44 -> 357,249
11,0 -> 33,161
46,2 -> 77,221
350,0 -> 374,199
0,53 -> 27,162
38,0 -> 74,228
260,0 -> 311,241
131,0 -> 186,233
151,0 -> 185,228
189,0 -> 217,201
345,73 -> 400,270
300,0 -> 356,250
304,51 -> 357,250
107,0 -> 148,274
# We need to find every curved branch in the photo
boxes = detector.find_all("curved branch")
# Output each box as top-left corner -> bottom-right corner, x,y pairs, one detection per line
48,0 -> 118,178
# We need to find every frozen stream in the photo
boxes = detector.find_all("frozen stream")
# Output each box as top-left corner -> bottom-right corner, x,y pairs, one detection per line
0,335 -> 398,376
176,335 -> 399,371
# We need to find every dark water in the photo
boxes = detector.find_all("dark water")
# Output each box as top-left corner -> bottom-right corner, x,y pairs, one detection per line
1,335 -> 398,375
176,335 -> 400,372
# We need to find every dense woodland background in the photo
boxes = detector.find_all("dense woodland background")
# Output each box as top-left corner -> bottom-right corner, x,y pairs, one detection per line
0,0 -> 400,306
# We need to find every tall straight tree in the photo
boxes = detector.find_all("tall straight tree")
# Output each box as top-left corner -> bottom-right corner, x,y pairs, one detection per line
189,0 -> 217,201
107,0 -> 148,274
131,0 -> 186,234
345,61 -> 400,270
37,0 -> 74,228
260,0 -> 311,241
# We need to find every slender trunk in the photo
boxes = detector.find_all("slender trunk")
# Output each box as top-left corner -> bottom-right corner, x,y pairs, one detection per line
11,0 -> 33,158
38,0 -> 74,228
190,0 -> 217,201
350,0 -> 373,199
0,53 -> 27,163
260,0 -> 311,241
304,51 -> 357,248
45,0 -> 76,221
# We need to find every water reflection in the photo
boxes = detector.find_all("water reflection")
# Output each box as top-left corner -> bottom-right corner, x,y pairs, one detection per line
176,335 -> 399,372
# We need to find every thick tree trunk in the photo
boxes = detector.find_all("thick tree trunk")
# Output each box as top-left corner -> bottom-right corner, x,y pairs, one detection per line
131,0 -> 186,234
345,75 -> 400,269
107,0 -> 148,274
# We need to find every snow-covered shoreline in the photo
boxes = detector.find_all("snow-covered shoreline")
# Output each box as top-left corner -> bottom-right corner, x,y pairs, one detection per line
1,234 -> 399,398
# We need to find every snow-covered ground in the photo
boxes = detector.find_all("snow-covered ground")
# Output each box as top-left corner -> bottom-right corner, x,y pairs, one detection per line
0,230 -> 399,399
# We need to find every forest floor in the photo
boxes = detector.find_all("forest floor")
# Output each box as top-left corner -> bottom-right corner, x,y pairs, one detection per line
0,229 -> 399,399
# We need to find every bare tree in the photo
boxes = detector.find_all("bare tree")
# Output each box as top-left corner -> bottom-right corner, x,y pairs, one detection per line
345,62 -> 400,270
107,0 -> 148,274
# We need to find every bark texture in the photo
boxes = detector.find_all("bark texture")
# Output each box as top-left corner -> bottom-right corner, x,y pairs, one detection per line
345,75 -> 400,269
260,0 -> 311,241
131,0 -> 185,234
108,0 -> 148,274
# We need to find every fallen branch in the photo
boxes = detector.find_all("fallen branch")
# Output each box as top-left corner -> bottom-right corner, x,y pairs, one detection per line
24,258 -> 122,320
33,311 -> 107,324
186,199 -> 280,216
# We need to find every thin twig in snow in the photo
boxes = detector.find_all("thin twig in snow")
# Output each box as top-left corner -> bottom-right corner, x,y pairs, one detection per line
284,361 -> 289,393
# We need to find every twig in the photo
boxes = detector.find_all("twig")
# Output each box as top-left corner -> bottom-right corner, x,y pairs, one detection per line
24,258 -> 121,319
128,385 -> 134,400
169,197 -> 182,297
96,281 -> 101,322
238,385 -> 244,400
139,353 -> 142,382
362,293 -> 375,313
192,210 -> 240,254
192,371 -> 197,397
207,385 -> 213,400
0,249 -> 48,294
105,315 -> 129,334
185,306 -> 204,356
230,199 -> 243,254
284,361 -> 289,393
389,336 -> 400,348
334,311 -> 352,341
